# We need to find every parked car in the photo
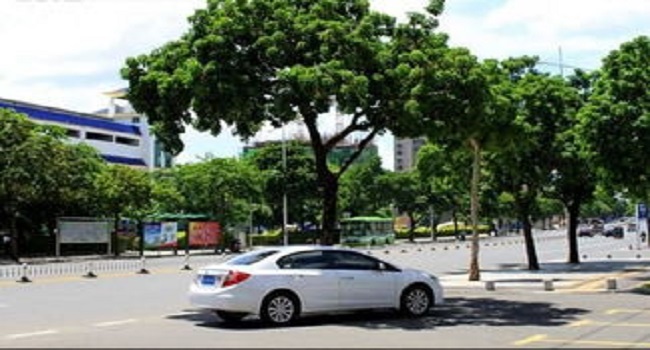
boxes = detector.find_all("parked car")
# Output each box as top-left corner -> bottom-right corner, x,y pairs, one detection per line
578,224 -> 593,237
603,226 -> 624,239
188,245 -> 444,326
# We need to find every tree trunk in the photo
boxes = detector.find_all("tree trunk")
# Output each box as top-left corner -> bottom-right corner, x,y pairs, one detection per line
9,211 -> 19,262
522,214 -> 539,270
113,214 -> 120,257
320,171 -> 339,246
468,138 -> 481,281
566,202 -> 580,264
408,212 -> 415,243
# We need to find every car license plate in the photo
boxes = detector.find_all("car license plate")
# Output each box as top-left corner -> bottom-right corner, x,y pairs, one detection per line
201,275 -> 218,286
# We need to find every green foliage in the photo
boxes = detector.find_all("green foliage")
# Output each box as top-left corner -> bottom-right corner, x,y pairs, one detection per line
580,36 -> 650,199
168,157 -> 264,230
245,141 -> 318,229
122,0 -> 483,243
339,154 -> 387,217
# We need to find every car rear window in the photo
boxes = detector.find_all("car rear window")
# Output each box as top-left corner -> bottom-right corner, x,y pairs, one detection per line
226,250 -> 279,265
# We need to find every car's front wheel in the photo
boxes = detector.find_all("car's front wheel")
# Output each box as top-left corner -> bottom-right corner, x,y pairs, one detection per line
214,310 -> 247,323
400,284 -> 433,317
260,291 -> 300,326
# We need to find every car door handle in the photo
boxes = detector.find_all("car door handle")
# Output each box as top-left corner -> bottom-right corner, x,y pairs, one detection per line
340,276 -> 354,280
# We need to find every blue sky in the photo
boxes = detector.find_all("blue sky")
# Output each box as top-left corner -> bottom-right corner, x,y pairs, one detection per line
1,0 -> 649,169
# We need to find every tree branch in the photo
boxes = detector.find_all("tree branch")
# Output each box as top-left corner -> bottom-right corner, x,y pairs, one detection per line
337,127 -> 380,176
324,111 -> 365,150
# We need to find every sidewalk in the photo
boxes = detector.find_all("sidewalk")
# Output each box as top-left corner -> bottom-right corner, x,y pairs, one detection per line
440,259 -> 650,292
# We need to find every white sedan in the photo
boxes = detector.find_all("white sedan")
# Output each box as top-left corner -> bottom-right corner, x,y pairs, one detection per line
188,245 -> 444,326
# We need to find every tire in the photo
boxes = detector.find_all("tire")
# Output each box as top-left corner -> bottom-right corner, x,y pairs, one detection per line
214,310 -> 247,323
400,284 -> 433,318
260,291 -> 300,326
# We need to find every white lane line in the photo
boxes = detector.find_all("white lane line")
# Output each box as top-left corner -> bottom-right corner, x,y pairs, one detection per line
5,329 -> 59,339
93,319 -> 137,327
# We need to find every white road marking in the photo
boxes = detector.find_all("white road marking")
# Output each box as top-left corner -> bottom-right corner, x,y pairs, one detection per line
5,329 -> 58,339
93,319 -> 137,327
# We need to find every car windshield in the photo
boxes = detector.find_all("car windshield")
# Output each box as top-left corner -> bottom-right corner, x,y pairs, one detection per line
225,250 -> 279,266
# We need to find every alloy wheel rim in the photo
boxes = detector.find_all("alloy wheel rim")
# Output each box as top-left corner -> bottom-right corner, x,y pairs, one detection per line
268,296 -> 294,323
406,289 -> 429,315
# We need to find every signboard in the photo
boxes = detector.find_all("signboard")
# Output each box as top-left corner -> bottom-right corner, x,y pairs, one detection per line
143,223 -> 162,249
189,221 -> 221,246
58,219 -> 111,244
160,222 -> 178,248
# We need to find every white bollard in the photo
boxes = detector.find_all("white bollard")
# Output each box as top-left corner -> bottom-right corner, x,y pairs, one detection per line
84,262 -> 97,278
544,280 -> 554,291
606,279 -> 617,291
485,281 -> 496,291
181,253 -> 192,271
137,256 -> 150,274
18,263 -> 31,283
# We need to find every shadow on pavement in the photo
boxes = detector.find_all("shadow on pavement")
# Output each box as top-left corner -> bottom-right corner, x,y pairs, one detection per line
167,297 -> 587,331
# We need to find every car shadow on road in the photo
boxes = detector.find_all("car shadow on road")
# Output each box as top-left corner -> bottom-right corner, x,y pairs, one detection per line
167,296 -> 587,331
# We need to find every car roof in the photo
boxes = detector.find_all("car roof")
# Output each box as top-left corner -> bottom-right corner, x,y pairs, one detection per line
251,245 -> 352,254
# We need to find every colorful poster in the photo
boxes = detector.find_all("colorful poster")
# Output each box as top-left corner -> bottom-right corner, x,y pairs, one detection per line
160,222 -> 178,248
189,221 -> 221,246
144,223 -> 162,249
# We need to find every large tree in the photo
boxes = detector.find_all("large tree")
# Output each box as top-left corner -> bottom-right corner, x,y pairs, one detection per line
581,36 -> 650,203
487,57 -> 582,270
122,0 -> 483,244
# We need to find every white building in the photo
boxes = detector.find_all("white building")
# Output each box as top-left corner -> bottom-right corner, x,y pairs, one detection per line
0,92 -> 172,170
394,137 -> 426,172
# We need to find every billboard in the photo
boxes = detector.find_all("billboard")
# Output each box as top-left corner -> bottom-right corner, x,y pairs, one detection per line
189,221 -> 221,246
58,219 -> 111,244
144,222 -> 178,249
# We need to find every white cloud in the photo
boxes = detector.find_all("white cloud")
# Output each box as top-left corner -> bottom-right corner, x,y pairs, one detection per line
440,0 -> 650,70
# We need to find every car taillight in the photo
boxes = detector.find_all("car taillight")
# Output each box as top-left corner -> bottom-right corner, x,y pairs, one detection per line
222,270 -> 251,287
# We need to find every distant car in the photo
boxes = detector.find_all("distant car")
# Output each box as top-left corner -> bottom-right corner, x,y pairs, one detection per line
188,246 -> 444,326
604,226 -> 624,239
578,224 -> 593,237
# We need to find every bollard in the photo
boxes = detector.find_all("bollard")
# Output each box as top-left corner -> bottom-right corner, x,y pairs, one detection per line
181,253 -> 192,271
83,262 -> 97,278
137,256 -> 150,274
18,263 -> 32,283
485,281 -> 496,291
544,280 -> 554,291
606,279 -> 617,291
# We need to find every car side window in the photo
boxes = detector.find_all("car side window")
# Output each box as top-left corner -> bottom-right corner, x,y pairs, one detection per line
327,251 -> 380,270
276,251 -> 333,269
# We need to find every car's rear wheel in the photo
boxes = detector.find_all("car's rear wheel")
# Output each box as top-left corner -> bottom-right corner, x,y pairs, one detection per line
400,284 -> 433,317
214,310 -> 247,323
260,291 -> 300,326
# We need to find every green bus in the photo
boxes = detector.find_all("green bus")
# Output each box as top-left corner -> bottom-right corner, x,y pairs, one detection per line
339,216 -> 395,246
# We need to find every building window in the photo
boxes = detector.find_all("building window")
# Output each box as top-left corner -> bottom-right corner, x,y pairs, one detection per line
65,128 -> 80,138
86,132 -> 113,142
116,136 -> 140,146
